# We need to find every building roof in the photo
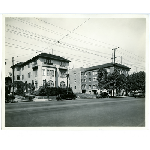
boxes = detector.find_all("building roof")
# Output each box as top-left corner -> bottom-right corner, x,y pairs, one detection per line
11,53 -> 71,68
11,62 -> 24,68
85,63 -> 131,71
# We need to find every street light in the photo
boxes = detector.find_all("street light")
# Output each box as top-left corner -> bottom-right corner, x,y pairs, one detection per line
66,74 -> 69,94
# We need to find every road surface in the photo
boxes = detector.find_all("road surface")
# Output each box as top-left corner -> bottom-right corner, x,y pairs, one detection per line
5,97 -> 145,127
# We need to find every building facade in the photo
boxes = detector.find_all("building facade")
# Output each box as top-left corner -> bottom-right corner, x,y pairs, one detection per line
11,53 -> 71,90
69,63 -> 130,94
69,67 -> 85,93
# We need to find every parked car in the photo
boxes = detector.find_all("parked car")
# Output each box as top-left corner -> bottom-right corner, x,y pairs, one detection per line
96,92 -> 109,98
57,92 -> 77,100
134,91 -> 145,98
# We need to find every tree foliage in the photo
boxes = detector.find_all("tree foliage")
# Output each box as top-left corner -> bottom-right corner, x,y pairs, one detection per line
97,68 -> 108,89
126,71 -> 145,92
97,67 -> 145,94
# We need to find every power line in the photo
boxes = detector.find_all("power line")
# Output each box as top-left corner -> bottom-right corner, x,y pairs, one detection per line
58,18 -> 90,42
117,49 -> 145,62
6,20 -> 145,62
35,17 -> 118,48
6,22 -> 145,69
5,26 -> 112,59
12,18 -> 114,50
119,47 -> 145,60
5,41 -> 111,66
6,31 -> 145,69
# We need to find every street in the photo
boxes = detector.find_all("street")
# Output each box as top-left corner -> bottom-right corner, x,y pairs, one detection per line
5,97 -> 145,127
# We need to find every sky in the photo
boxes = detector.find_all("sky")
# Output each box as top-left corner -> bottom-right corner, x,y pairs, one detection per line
5,15 -> 147,76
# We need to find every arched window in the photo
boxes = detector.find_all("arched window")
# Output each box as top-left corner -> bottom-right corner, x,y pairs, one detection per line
47,80 -> 54,87
60,81 -> 66,88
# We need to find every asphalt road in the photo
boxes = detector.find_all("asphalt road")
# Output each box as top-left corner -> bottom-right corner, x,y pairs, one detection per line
5,97 -> 145,127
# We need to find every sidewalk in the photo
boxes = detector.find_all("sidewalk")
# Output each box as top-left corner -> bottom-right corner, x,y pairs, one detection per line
109,96 -> 128,98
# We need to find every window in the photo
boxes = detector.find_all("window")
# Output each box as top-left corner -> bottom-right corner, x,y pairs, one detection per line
17,75 -> 20,80
35,81 -> 38,88
42,69 -> 45,76
50,70 -> 54,77
44,59 -> 52,64
93,85 -> 96,89
22,66 -> 24,71
28,72 -> 31,78
47,80 -> 54,87
28,63 -> 30,68
17,67 -> 20,71
43,80 -> 46,86
47,69 -> 50,76
93,71 -> 97,75
35,70 -> 38,77
75,86 -> 76,89
82,84 -> 86,89
60,81 -> 66,88
89,78 -> 91,82
84,79 -> 86,82
44,59 -> 47,64
89,85 -> 91,89
89,72 -> 91,76
49,59 -> 51,64
60,61 -> 66,67
22,75 -> 24,80
93,77 -> 97,81
74,79 -> 76,83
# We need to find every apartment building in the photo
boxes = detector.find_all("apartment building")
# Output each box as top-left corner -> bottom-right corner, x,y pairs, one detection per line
69,63 -> 130,94
11,53 -> 71,90
69,67 -> 85,93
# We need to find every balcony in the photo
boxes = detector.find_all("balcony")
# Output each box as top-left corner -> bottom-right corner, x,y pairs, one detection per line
59,65 -> 68,70
42,62 -> 56,68
32,63 -> 38,69
60,75 -> 67,78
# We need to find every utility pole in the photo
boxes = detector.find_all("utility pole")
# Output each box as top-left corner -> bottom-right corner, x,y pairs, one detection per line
112,47 -> 119,96
111,53 -> 113,63
66,74 -> 69,94
12,57 -> 14,97
112,47 -> 119,65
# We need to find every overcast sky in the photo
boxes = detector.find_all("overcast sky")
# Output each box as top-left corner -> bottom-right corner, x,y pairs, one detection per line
5,15 -> 146,75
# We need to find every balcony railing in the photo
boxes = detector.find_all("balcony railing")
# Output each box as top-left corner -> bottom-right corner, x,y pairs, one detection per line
59,65 -> 68,70
42,62 -> 56,68
32,63 -> 38,69
60,75 -> 66,78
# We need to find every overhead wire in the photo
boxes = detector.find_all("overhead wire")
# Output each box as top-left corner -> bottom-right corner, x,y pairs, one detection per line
5,18 -> 145,70
6,22 -> 144,63
5,41 -> 110,66
35,17 -> 145,61
11,18 -> 114,53
5,27 -> 145,69
5,25 -> 112,59
16,17 -> 145,62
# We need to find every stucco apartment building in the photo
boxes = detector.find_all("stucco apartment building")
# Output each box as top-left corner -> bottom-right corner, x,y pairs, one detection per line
11,53 -> 71,90
69,63 -> 130,94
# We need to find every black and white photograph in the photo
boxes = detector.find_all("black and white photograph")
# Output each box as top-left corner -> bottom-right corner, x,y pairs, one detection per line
3,14 -> 147,128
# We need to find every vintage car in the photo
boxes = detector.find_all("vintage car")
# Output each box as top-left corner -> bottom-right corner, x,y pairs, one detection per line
134,90 -> 145,98
56,92 -> 77,100
96,92 -> 109,98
